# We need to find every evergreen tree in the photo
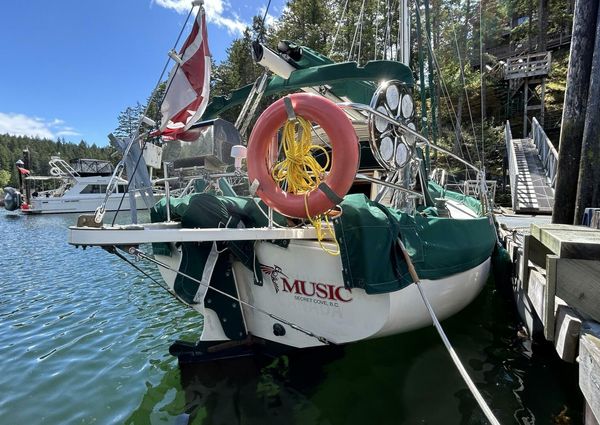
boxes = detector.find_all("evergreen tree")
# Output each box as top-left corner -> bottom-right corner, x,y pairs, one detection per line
113,102 -> 144,141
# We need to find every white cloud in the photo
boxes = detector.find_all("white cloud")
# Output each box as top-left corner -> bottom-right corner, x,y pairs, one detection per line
0,113 -> 80,140
153,0 -> 249,36
56,129 -> 82,137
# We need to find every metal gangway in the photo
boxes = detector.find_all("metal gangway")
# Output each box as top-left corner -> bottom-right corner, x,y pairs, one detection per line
505,117 -> 558,214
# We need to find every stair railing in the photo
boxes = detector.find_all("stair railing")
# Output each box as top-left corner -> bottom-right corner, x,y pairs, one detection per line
531,117 -> 558,187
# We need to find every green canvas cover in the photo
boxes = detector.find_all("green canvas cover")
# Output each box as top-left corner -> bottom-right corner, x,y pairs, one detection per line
152,189 -> 495,298
202,60 -> 413,120
333,194 -> 496,294
427,180 -> 483,215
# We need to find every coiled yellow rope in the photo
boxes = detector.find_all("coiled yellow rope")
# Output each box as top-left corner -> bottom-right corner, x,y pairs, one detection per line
271,116 -> 340,255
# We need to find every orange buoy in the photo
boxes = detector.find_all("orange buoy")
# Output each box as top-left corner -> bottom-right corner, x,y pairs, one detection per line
247,93 -> 359,218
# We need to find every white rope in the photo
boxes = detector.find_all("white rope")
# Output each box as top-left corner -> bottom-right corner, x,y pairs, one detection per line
397,239 -> 501,425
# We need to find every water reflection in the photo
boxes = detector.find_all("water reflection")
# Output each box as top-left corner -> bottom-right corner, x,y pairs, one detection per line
136,283 -> 583,425
175,347 -> 344,425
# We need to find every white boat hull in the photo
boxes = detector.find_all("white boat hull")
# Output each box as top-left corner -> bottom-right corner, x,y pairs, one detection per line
157,238 -> 491,348
23,194 -> 146,214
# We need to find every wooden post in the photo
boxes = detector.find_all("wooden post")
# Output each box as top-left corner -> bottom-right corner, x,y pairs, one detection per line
538,0 -> 549,52
575,4 -> 600,224
552,0 -> 598,224
580,321 -> 600,424
22,148 -> 31,204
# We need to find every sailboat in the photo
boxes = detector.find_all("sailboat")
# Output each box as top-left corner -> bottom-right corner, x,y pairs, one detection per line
68,1 -> 497,360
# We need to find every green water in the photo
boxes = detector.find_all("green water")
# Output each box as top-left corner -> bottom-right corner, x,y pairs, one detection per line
0,209 -> 582,424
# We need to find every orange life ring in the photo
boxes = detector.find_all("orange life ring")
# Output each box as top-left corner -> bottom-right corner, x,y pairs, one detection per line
247,93 -> 359,218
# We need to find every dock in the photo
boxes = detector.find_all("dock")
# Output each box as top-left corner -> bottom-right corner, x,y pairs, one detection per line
499,220 -> 600,424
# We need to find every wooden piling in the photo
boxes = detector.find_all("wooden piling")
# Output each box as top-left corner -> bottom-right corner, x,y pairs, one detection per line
575,4 -> 600,223
552,0 -> 598,224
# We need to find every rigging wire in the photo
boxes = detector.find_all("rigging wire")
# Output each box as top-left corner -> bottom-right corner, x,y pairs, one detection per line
129,247 -> 337,345
348,0 -> 367,62
451,24 -> 480,167
108,246 -> 190,308
258,0 -> 273,42
384,0 -> 392,59
395,0 -> 402,61
374,0 -> 381,60
111,4 -> 197,225
329,0 -> 350,57
479,0 -> 486,170
414,2 -> 474,180
357,2 -> 364,64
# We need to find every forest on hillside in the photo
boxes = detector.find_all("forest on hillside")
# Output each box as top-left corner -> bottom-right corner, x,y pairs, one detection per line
0,135 -> 114,187
2,0 -> 573,191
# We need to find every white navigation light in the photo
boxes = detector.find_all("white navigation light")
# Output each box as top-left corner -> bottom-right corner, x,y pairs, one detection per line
385,84 -> 400,111
395,143 -> 409,167
401,94 -> 414,119
375,106 -> 389,133
381,136 -> 394,161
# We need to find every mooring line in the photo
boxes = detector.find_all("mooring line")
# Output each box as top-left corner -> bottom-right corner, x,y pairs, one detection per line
397,239 -> 501,425
106,246 -> 190,308
127,247 -> 336,346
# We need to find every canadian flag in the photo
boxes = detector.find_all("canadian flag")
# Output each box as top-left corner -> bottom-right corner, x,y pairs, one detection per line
159,6 -> 211,139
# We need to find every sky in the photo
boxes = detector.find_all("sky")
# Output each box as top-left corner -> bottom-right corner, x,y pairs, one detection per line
0,0 -> 286,147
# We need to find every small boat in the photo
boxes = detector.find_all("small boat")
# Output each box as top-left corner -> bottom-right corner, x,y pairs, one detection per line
68,1 -> 498,360
3,157 -> 150,214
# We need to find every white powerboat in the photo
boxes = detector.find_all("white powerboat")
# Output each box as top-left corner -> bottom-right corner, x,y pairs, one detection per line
3,157 -> 148,214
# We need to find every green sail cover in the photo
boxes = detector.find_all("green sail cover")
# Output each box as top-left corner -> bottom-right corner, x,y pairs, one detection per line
202,60 -> 413,120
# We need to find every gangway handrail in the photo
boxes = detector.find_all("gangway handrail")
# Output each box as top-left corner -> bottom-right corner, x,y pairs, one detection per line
531,117 -> 558,187
505,121 -> 519,210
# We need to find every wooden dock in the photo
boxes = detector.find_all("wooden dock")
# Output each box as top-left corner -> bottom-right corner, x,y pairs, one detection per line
500,222 -> 600,424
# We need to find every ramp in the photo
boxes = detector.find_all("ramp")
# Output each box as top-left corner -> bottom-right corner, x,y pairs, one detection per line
505,118 -> 557,214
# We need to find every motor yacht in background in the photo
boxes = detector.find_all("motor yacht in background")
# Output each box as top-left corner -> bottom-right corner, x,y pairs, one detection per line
3,157 -> 149,214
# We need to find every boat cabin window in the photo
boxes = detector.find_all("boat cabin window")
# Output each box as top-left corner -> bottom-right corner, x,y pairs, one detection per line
116,184 -> 128,194
81,184 -> 108,194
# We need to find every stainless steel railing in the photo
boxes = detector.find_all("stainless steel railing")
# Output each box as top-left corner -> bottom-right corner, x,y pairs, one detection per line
531,117 -> 559,188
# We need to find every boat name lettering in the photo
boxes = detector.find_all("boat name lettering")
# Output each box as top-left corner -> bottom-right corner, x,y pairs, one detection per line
281,277 -> 352,303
